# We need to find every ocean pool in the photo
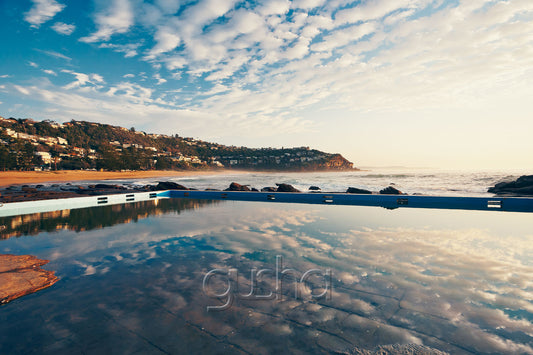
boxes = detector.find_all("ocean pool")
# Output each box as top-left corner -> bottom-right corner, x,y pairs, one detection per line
0,198 -> 532,354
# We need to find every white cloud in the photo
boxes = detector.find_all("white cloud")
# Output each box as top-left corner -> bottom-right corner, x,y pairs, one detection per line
51,22 -> 75,35
91,74 -> 104,83
0,75 -> 10,78
43,69 -> 57,76
99,43 -> 141,58
35,49 -> 72,61
334,0 -> 419,25
145,26 -> 181,59
61,70 -> 105,90
24,0 -> 65,28
154,73 -> 167,85
123,74 -> 135,78
28,61 -> 39,68
258,0 -> 291,16
80,0 -> 134,43
291,0 -> 327,11
311,22 -> 377,52
14,85 -> 30,95
181,0 -> 238,33
155,0 -> 181,14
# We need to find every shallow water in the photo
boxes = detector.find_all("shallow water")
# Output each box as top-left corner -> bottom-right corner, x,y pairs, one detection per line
0,199 -> 532,354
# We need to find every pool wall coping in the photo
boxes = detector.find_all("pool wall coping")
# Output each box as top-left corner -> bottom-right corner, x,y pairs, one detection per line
1,190 -> 533,217
0,191 -> 162,217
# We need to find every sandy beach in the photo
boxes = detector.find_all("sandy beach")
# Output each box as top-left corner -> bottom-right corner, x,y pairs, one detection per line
0,169 -> 250,188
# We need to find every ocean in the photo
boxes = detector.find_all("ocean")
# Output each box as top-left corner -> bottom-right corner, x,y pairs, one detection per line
115,167 -> 530,197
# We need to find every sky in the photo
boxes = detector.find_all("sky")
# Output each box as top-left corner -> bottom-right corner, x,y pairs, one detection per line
0,0 -> 532,170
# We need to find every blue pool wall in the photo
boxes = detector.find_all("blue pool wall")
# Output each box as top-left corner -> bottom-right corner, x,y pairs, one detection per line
2,190 -> 533,218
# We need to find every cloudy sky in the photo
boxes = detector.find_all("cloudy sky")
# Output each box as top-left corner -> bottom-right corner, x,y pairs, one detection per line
0,0 -> 532,169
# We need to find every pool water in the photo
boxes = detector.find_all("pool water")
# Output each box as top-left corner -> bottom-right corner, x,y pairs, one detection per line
0,199 -> 532,354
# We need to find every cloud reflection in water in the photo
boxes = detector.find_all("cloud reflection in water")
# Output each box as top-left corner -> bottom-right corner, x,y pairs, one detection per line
0,200 -> 531,354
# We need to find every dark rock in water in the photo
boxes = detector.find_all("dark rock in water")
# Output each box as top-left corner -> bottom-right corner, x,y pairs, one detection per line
21,187 -> 37,193
35,185 -> 44,189
225,182 -> 251,191
261,187 -> 277,192
156,181 -> 189,190
205,188 -> 220,191
346,187 -> 372,194
251,188 -> 259,192
488,175 -> 533,195
276,183 -> 300,192
93,183 -> 124,189
379,186 -> 403,195
309,186 -> 321,191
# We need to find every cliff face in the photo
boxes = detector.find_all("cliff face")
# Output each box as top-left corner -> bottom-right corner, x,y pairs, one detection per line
321,154 -> 354,170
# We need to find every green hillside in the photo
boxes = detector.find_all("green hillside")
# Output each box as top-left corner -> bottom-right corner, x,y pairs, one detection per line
0,116 -> 355,172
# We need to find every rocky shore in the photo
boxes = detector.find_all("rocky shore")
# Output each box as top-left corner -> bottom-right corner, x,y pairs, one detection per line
4,175 -> 533,204
0,254 -> 59,305
0,181 -> 408,204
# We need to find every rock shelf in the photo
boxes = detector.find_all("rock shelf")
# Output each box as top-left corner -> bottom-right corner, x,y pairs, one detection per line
0,254 -> 59,305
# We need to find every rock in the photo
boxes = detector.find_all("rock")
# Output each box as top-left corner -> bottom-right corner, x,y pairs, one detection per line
225,182 -> 251,191
276,183 -> 300,192
346,187 -> 372,194
205,188 -> 220,191
379,186 -> 403,195
251,188 -> 259,192
488,175 -> 533,195
21,187 -> 37,193
0,254 -> 59,305
155,181 -> 189,190
94,184 -> 123,189
261,187 -> 277,192
309,186 -> 321,191
35,185 -> 44,189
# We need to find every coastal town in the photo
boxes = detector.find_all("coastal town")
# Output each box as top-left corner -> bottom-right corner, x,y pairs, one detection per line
0,116 -> 354,172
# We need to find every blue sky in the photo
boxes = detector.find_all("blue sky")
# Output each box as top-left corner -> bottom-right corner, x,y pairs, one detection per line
1,0 -> 532,169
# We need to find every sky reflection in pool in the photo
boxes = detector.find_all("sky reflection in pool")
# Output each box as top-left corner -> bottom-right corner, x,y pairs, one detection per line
0,199 -> 532,354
